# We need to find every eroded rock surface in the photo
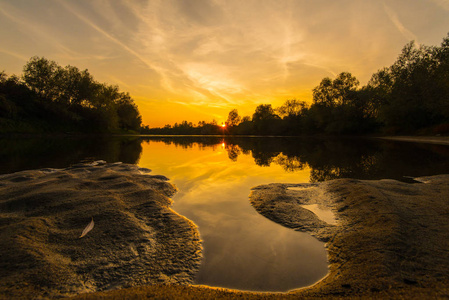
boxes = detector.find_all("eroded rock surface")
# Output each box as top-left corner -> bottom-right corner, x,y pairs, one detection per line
0,162 -> 202,299
250,176 -> 449,298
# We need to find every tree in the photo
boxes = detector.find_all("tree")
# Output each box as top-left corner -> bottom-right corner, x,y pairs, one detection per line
312,72 -> 359,107
60,66 -> 96,106
116,93 -> 142,131
367,37 -> 449,132
276,99 -> 307,119
22,56 -> 63,101
10,57 -> 145,133
252,104 -> 282,135
252,104 -> 277,122
226,109 -> 241,127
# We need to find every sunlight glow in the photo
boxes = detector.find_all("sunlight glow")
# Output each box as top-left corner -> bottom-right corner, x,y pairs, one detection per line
0,1 -> 448,126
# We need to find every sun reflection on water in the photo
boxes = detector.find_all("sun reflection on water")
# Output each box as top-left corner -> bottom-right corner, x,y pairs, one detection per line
137,139 -> 326,292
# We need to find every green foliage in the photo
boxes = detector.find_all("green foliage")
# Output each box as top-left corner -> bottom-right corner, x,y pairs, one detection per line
0,57 -> 142,133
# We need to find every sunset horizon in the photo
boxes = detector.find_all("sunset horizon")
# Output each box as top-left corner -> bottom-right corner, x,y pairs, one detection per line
2,2 -> 449,298
1,0 -> 449,127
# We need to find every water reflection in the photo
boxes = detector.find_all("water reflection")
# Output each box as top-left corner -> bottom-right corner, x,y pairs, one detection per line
137,139 -> 325,291
141,136 -> 449,182
3,136 -> 449,181
0,136 -> 142,174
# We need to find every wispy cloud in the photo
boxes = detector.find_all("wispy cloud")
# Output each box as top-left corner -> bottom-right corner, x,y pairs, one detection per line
55,0 -> 159,73
1,0 -> 448,126
383,2 -> 418,42
0,3 -> 79,59
0,49 -> 29,62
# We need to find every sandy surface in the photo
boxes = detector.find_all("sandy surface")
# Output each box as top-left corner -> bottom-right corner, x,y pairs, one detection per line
0,162 -> 202,299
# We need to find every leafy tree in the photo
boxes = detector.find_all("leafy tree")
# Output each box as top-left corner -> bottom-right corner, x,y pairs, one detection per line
252,104 -> 277,122
252,104 -> 281,135
312,72 -> 359,107
22,56 -> 63,101
116,94 -> 142,131
1,57 -> 144,133
226,109 -> 242,127
276,99 -> 307,119
367,35 -> 449,133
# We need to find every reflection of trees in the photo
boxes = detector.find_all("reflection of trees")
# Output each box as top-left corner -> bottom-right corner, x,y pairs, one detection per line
0,136 -> 142,174
226,138 -> 449,181
309,167 -> 344,182
226,144 -> 241,162
252,150 -> 276,167
274,154 -> 306,172
141,136 -> 222,149
142,136 -> 449,182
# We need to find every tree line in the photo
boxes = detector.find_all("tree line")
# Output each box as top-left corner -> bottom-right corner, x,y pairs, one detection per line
0,57 -> 142,133
148,33 -> 449,136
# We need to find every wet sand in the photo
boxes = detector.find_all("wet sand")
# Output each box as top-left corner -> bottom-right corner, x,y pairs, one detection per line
0,162 -> 202,299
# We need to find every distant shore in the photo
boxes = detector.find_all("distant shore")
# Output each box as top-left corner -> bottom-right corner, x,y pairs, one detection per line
378,135 -> 449,145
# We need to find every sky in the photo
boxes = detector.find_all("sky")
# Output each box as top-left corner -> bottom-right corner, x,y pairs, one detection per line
1,0 -> 449,127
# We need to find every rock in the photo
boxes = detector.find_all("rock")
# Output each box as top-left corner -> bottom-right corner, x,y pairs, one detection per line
0,163 -> 202,299
250,176 -> 449,298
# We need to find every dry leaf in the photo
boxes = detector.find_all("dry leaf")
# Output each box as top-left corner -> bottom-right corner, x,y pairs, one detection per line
79,217 -> 94,238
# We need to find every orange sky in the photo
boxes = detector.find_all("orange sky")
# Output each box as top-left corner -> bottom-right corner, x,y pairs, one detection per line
1,0 -> 449,127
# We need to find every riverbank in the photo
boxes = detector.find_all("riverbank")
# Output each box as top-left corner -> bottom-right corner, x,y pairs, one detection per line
0,162 -> 202,299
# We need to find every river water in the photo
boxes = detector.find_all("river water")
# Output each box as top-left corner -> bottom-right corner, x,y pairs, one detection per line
2,136 -> 449,291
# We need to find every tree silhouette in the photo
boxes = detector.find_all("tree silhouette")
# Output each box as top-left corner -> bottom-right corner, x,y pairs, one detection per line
0,57 -> 142,133
226,109 -> 242,128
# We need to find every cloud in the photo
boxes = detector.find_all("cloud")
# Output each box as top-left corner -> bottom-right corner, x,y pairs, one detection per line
1,0 -> 448,126
55,0 -> 159,73
0,49 -> 29,62
429,0 -> 449,11
0,2 -> 80,59
382,2 -> 418,42
122,0 -> 315,106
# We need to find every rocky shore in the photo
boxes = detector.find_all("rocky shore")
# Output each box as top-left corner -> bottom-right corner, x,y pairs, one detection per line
0,162 -> 202,299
